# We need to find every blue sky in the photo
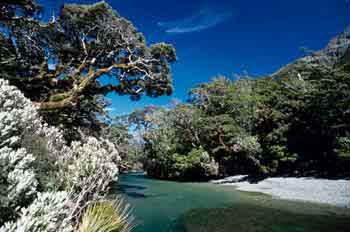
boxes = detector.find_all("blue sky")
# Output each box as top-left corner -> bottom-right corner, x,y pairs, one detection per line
39,0 -> 350,115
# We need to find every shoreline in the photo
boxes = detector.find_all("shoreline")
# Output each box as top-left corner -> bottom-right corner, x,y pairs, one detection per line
211,176 -> 350,208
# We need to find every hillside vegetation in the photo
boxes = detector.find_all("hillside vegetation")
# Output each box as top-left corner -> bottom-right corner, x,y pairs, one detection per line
132,31 -> 350,180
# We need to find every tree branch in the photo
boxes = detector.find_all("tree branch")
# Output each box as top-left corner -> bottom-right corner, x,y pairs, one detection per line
36,63 -> 132,111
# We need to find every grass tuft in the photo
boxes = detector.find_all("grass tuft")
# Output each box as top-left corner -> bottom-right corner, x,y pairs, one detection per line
77,199 -> 135,232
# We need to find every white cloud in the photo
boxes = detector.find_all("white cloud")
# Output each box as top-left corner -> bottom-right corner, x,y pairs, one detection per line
158,5 -> 233,34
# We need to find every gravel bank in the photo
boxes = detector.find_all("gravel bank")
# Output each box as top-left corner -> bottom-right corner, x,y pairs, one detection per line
212,176 -> 350,208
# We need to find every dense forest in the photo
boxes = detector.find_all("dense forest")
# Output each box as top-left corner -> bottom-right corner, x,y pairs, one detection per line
129,31 -> 350,181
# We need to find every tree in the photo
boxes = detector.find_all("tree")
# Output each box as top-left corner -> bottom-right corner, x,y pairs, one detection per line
289,65 -> 350,174
0,1 -> 176,135
139,105 -> 219,180
127,105 -> 159,131
189,76 -> 231,115
0,0 -> 39,20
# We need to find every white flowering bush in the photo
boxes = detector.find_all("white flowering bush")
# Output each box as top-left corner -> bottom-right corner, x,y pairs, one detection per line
0,79 -> 41,224
231,135 -> 262,170
60,136 -> 121,220
234,135 -> 261,156
199,150 -> 219,177
65,137 -> 120,190
0,147 -> 38,224
1,192 -> 74,232
0,79 -> 122,230
0,79 -> 40,149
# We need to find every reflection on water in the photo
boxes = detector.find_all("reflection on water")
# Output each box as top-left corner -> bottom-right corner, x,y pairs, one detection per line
111,173 -> 350,232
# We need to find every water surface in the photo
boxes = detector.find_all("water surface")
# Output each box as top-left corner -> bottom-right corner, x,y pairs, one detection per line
111,173 -> 350,232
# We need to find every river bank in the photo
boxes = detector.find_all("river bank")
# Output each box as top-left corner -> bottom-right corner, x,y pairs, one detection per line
211,176 -> 350,208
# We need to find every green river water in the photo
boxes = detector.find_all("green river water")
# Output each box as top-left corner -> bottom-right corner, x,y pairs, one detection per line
111,173 -> 350,232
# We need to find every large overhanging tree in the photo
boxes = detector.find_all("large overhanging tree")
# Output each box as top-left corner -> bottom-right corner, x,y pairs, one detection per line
0,0 -> 176,133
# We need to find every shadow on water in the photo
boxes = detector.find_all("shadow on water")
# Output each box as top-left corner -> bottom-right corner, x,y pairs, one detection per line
122,191 -> 149,199
113,184 -> 171,199
112,173 -> 179,200
112,183 -> 149,199
112,175 -> 171,199
118,184 -> 147,191
181,203 -> 350,232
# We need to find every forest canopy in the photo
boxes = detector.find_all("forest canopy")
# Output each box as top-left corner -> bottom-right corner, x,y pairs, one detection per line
133,31 -> 350,180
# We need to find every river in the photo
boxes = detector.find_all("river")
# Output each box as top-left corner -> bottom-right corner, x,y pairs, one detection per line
111,173 -> 350,232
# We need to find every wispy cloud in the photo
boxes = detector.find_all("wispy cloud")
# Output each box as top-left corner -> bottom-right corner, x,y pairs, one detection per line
158,4 -> 233,34
105,107 -> 116,112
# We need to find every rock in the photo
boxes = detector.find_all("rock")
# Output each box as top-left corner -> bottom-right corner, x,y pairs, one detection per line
210,175 -> 248,184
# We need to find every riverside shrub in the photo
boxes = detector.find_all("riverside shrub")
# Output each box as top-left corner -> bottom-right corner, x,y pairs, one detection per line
0,79 -> 122,230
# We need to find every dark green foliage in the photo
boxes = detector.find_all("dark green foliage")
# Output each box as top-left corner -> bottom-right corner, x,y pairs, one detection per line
246,65 -> 349,177
138,105 -> 219,180
20,130 -> 60,191
0,0 -> 39,20
0,0 -> 176,140
183,204 -> 350,232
